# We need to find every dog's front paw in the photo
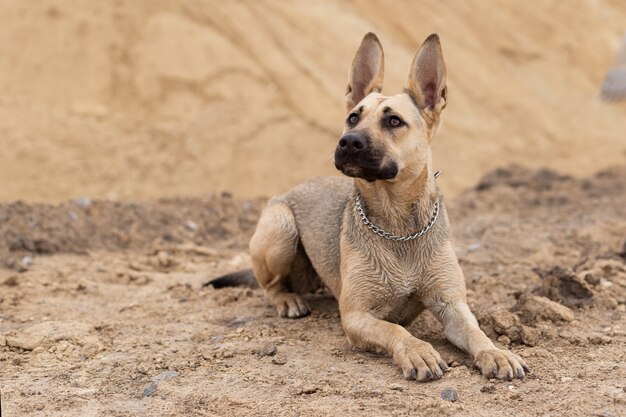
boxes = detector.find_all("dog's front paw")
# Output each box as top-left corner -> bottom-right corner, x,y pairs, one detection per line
474,349 -> 530,380
272,293 -> 310,319
393,338 -> 449,382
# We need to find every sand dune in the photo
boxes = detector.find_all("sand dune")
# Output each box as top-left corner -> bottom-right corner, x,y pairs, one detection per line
0,0 -> 625,201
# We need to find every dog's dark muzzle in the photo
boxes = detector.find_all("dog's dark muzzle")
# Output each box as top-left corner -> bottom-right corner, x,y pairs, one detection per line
337,132 -> 369,155
334,132 -> 398,181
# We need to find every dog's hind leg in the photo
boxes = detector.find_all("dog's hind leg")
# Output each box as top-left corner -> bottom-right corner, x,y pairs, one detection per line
249,202 -> 310,318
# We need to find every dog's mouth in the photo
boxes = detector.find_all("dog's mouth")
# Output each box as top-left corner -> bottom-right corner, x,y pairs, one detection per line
335,160 -> 398,182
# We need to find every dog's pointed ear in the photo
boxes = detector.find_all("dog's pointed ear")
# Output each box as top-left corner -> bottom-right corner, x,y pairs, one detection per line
405,34 -> 447,115
345,32 -> 384,111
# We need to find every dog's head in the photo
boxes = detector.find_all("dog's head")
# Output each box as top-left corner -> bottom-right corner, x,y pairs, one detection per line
334,33 -> 447,183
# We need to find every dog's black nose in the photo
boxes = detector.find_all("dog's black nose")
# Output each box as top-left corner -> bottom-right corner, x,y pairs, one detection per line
338,133 -> 368,153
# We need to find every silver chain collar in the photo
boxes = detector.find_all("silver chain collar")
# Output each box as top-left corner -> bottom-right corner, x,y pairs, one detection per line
355,195 -> 440,241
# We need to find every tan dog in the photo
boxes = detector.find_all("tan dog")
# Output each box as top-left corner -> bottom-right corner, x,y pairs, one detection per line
209,33 -> 529,381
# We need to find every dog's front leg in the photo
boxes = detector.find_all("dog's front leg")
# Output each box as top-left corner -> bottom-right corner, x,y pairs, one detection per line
340,309 -> 448,381
434,300 -> 529,380
425,243 -> 530,380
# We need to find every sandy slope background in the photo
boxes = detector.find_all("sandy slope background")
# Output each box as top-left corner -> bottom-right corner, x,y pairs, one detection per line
0,0 -> 625,202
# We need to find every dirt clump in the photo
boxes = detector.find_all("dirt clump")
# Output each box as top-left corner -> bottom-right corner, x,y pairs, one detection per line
534,266 -> 594,308
475,165 -> 572,192
483,309 -> 542,347
0,194 -> 264,270
5,321 -> 97,352
513,293 -> 575,323
481,291 -> 576,348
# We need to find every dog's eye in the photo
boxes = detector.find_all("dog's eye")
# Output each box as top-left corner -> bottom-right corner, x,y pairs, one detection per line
387,116 -> 403,127
347,113 -> 359,126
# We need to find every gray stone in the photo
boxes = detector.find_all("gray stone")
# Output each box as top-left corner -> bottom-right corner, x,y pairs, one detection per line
441,387 -> 459,402
143,383 -> 158,397
257,345 -> 277,357
142,370 -> 179,397
73,197 -> 92,208
21,256 -> 33,269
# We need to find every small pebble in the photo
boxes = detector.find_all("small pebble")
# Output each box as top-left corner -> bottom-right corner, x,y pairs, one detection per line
73,197 -> 92,208
257,345 -> 277,357
441,387 -> 459,402
143,382 -> 158,397
225,317 -> 253,328
497,335 -> 511,346
185,220 -> 198,231
561,377 -> 573,383
480,384 -> 496,394
3,275 -> 19,287
272,355 -> 287,365
157,251 -> 171,267
137,363 -> 149,374
297,385 -> 319,395
153,370 -> 178,382
467,243 -> 482,252
599,279 -> 613,289
142,370 -> 178,397
21,256 -> 33,269
388,383 -> 405,391
589,335 -> 612,345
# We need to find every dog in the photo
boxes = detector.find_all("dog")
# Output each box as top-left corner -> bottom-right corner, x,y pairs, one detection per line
208,33 -> 529,381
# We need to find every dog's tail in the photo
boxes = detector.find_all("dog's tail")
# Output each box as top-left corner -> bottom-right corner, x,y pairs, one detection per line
203,269 -> 259,289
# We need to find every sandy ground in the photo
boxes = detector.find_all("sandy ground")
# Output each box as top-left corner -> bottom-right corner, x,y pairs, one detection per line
1,0 -> 626,202
1,165 -> 625,417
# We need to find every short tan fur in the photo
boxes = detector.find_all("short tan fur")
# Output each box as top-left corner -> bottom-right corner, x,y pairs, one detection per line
221,33 -> 529,381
